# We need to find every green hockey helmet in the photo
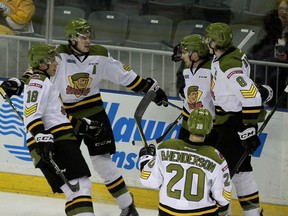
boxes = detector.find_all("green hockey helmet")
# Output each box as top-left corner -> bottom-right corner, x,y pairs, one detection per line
187,108 -> 213,136
65,18 -> 92,40
28,43 -> 57,68
204,22 -> 233,48
180,34 -> 209,58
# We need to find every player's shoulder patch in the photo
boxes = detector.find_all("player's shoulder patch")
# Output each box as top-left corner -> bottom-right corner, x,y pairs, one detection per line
30,74 -> 47,82
31,74 -> 40,79
123,64 -> 131,71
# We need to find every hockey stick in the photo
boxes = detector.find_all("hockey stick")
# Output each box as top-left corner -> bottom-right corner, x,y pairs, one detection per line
134,91 -> 157,147
0,86 -> 24,121
237,30 -> 255,50
231,84 -> 288,177
155,113 -> 183,143
0,87 -> 80,192
49,154 -> 80,192
162,100 -> 182,111
133,94 -> 183,145
151,100 -> 182,143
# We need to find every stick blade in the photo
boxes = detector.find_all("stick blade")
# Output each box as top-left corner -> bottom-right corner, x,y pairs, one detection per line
134,91 -> 156,119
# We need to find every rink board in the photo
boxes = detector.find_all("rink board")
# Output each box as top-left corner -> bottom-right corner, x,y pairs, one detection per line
1,88 -> 288,214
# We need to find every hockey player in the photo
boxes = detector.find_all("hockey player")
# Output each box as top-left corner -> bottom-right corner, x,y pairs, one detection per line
138,108 -> 232,216
203,22 -> 265,216
1,18 -> 168,216
176,34 -> 215,141
24,43 -> 95,216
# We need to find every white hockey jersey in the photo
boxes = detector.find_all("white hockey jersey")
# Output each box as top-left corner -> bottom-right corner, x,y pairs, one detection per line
51,44 -> 144,118
182,60 -> 215,119
24,73 -> 75,143
140,139 -> 232,215
210,47 -> 264,124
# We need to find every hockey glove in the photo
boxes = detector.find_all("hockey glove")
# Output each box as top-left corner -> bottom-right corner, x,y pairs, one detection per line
78,118 -> 104,140
238,125 -> 260,154
256,84 -> 274,104
0,77 -> 25,97
35,133 -> 54,163
138,144 -> 156,171
144,78 -> 168,107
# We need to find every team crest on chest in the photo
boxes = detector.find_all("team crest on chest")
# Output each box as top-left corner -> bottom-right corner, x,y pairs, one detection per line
187,85 -> 203,110
66,72 -> 92,97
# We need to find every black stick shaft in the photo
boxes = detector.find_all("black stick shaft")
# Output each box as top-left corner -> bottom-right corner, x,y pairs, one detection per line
162,100 -> 182,110
156,113 -> 182,143
134,91 -> 157,147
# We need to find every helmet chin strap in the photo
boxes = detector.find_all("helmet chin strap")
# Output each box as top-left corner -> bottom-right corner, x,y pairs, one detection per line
189,54 -> 200,68
68,40 -> 88,56
208,42 -> 216,56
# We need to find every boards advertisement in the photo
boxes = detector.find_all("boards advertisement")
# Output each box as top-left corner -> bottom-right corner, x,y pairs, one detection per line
0,88 -> 287,205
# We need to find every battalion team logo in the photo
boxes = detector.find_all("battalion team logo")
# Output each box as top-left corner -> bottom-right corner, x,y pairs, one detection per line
66,72 -> 92,97
0,95 -> 32,162
187,85 -> 203,110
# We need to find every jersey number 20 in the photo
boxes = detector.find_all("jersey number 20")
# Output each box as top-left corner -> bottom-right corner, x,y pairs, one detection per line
166,164 -> 204,201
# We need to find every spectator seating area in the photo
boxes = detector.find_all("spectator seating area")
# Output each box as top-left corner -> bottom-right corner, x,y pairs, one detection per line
31,0 -> 276,52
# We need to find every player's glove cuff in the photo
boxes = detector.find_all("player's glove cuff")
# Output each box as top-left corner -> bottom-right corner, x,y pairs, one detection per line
34,133 -> 54,164
1,77 -> 24,97
77,118 -> 104,139
139,155 -> 154,171
138,144 -> 156,171
143,78 -> 168,107
238,125 -> 260,154
256,83 -> 273,104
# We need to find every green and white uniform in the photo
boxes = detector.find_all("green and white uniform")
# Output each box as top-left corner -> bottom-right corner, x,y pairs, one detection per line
210,48 -> 263,125
182,59 -> 215,123
178,59 -> 216,143
52,43 -> 148,210
52,44 -> 146,118
140,139 -> 232,216
24,72 -> 91,194
211,47 -> 265,215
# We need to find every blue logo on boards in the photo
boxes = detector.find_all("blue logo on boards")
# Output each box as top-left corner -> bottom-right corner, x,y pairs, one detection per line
0,95 -> 181,170
0,95 -> 31,161
0,95 -> 266,170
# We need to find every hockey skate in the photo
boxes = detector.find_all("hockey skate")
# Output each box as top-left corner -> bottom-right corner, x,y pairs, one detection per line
120,201 -> 139,216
